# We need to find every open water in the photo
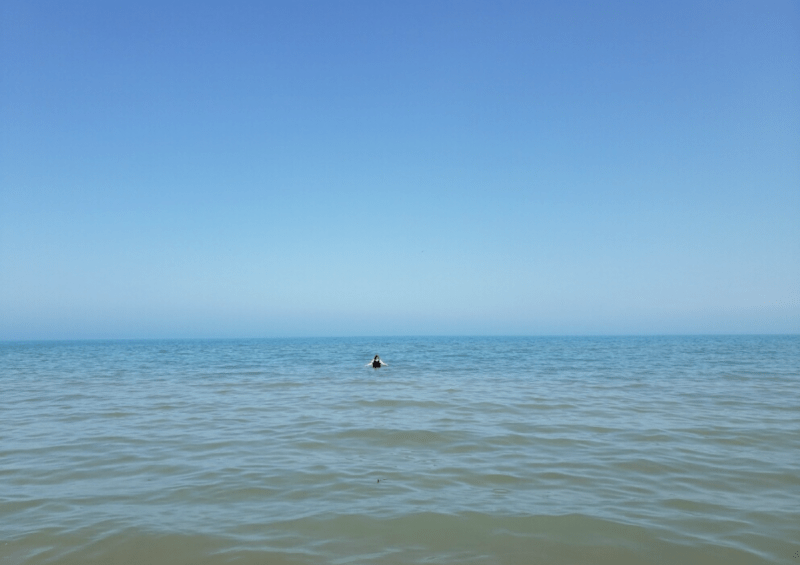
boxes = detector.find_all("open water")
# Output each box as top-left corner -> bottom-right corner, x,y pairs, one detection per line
1,336 -> 799,564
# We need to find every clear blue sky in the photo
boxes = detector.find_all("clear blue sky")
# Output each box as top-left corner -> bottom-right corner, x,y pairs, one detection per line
1,0 -> 798,339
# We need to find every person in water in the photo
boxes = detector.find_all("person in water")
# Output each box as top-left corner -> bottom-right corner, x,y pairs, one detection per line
367,355 -> 387,368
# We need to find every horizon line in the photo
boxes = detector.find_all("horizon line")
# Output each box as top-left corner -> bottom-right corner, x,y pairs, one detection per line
2,333 -> 798,344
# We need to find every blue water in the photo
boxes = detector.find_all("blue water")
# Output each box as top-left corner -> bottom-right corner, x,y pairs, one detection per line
1,336 -> 799,564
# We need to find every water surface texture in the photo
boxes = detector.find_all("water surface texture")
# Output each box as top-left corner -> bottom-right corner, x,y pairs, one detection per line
2,336 -> 799,564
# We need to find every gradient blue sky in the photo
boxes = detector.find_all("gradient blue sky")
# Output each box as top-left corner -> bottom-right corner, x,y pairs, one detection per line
1,0 -> 798,339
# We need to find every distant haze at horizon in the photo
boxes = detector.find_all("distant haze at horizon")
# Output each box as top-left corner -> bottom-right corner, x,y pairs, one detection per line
1,0 -> 798,341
